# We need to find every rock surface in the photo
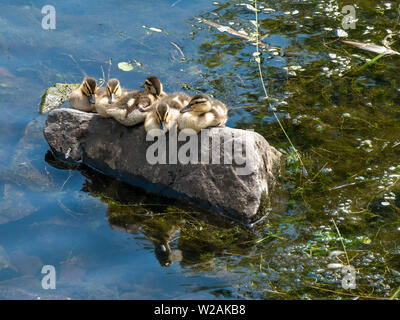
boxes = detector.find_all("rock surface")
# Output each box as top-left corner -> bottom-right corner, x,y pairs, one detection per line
44,108 -> 282,224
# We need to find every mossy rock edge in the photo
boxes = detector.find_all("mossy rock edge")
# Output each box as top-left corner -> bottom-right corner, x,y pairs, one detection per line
39,83 -> 79,114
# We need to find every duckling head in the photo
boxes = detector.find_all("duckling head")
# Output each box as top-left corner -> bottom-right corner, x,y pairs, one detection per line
141,76 -> 164,97
107,78 -> 122,103
156,102 -> 170,133
180,92 -> 212,114
81,76 -> 98,104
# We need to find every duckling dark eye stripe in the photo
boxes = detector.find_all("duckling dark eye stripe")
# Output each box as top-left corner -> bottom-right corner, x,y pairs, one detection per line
192,100 -> 207,105
84,82 -> 92,93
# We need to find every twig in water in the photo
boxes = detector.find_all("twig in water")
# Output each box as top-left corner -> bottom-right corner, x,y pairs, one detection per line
341,40 -> 400,55
107,58 -> 112,81
201,18 -> 276,50
308,284 -> 383,299
65,53 -> 87,77
57,199 -> 81,219
382,33 -> 395,49
171,0 -> 183,7
100,65 -> 105,86
170,41 -> 185,59
328,181 -> 360,191
60,171 -> 73,191
390,285 -> 400,300
332,218 -> 350,265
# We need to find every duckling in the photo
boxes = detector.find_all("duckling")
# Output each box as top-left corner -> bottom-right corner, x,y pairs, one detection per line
144,92 -> 191,135
69,76 -> 99,112
178,93 -> 228,133
105,76 -> 167,126
95,78 -> 128,118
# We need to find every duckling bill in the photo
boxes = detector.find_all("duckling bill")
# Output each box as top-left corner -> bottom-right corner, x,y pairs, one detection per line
69,76 -> 98,112
95,78 -> 128,118
144,92 -> 191,136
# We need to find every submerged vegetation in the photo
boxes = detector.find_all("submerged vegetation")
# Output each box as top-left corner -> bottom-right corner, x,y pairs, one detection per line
186,0 -> 400,299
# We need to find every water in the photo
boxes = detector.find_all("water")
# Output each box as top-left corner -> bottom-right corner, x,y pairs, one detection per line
0,0 -> 400,299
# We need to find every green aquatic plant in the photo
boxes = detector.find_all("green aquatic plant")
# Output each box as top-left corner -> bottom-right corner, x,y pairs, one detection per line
253,0 -> 308,177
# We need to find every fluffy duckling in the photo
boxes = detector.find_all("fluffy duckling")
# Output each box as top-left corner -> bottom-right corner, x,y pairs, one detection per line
105,76 -> 167,126
95,78 -> 128,118
69,76 -> 98,112
144,92 -> 191,135
178,93 -> 228,133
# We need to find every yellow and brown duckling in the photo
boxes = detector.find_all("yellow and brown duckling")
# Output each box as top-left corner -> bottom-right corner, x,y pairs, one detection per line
144,92 -> 191,136
95,78 -> 128,118
69,76 -> 98,112
106,76 -> 167,126
178,93 -> 228,133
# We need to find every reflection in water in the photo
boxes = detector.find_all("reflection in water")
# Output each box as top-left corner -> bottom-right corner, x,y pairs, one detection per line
45,151 -> 256,268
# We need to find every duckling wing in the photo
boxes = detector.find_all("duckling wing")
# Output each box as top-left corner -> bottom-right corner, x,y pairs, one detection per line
166,92 -> 191,111
114,90 -> 141,109
105,107 -> 144,126
130,94 -> 152,113
124,108 -> 148,126
213,100 -> 228,126
113,90 -> 154,117
105,107 -> 127,121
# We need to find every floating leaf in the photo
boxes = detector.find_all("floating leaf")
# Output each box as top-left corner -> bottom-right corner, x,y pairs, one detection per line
342,40 -> 400,55
118,62 -> 134,72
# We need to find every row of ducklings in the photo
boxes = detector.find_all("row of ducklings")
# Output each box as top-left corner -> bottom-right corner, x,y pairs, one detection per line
69,76 -> 228,134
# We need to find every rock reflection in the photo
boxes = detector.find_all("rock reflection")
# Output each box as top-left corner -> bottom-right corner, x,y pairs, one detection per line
45,151 -> 256,268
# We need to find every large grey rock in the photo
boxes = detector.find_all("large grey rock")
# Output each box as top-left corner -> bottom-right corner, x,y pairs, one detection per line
43,108 -> 282,224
